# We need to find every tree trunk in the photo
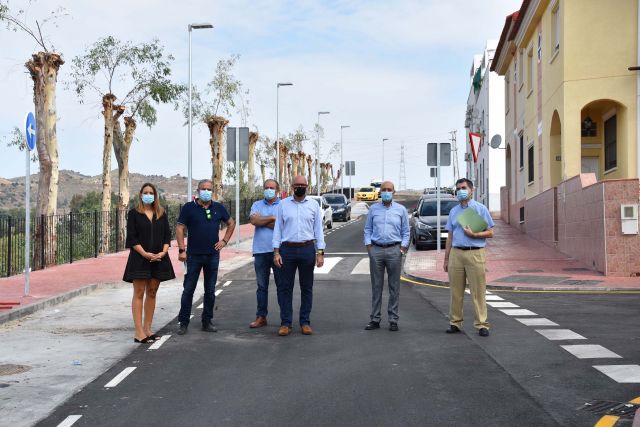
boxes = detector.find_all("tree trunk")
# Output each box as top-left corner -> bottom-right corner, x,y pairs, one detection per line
113,116 -> 135,251
100,94 -> 125,254
248,131 -> 258,192
306,155 -> 313,189
289,152 -> 298,179
259,162 -> 266,186
205,115 -> 229,201
25,51 -> 64,269
298,152 -> 306,181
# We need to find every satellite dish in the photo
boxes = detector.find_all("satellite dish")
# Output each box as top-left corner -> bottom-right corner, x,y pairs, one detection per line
490,134 -> 502,149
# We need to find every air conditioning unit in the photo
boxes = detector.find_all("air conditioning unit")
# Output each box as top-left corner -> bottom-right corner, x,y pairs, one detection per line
621,204 -> 639,234
464,153 -> 472,162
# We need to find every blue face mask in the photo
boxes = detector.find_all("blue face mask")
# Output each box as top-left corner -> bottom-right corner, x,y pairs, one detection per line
264,188 -> 276,200
142,194 -> 155,205
381,191 -> 393,202
456,189 -> 469,201
199,190 -> 213,202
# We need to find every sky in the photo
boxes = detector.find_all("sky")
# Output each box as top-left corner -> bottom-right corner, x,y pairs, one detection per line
0,0 -> 522,192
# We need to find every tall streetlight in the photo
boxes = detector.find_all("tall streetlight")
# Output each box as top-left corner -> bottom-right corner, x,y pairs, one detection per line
187,23 -> 213,202
340,125 -> 350,194
276,82 -> 293,184
382,138 -> 389,181
316,111 -> 330,195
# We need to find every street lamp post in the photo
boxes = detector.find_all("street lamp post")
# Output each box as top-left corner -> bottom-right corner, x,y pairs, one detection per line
276,82 -> 293,184
316,111 -> 330,195
382,138 -> 389,181
340,125 -> 350,195
187,23 -> 213,202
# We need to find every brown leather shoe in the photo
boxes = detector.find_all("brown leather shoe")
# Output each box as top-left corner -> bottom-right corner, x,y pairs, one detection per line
301,324 -> 313,335
249,316 -> 267,328
278,325 -> 291,336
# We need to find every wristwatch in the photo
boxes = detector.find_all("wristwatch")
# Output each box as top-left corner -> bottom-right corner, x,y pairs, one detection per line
222,239 -> 228,244
316,249 -> 325,255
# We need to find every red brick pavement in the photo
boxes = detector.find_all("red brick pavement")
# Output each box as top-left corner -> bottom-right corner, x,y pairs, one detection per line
404,220 -> 640,290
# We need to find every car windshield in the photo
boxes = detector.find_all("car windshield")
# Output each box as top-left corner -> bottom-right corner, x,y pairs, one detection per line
359,187 -> 373,192
324,195 -> 344,203
309,197 -> 322,206
420,200 -> 458,216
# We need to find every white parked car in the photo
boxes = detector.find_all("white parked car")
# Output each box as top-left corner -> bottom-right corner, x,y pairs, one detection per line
307,195 -> 333,229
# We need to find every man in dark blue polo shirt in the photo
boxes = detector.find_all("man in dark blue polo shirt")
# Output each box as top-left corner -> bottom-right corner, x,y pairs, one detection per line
176,179 -> 236,335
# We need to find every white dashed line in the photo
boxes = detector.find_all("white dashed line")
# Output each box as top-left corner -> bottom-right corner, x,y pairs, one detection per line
315,257 -> 343,274
197,303 -> 203,309
222,281 -> 232,287
487,302 -> 520,308
561,344 -> 622,359
499,309 -> 537,316
593,365 -> 640,383
535,329 -> 586,340
215,289 -> 223,296
104,367 -> 136,388
351,258 -> 369,275
515,318 -> 559,326
485,295 -> 505,301
148,335 -> 171,351
57,415 -> 82,427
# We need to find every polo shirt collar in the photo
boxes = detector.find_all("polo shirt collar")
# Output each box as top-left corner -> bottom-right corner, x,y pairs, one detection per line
263,197 -> 280,205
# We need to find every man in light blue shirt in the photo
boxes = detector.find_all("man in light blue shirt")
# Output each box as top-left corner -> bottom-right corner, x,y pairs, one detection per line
248,179 -> 282,329
444,178 -> 495,337
273,175 -> 326,336
363,181 -> 410,331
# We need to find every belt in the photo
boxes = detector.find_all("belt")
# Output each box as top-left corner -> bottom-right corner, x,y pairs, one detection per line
282,240 -> 314,248
372,241 -> 400,248
454,246 -> 482,251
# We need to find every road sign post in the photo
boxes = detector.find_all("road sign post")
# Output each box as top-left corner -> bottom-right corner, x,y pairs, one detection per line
427,143 -> 450,255
24,112 -> 36,296
344,161 -> 355,200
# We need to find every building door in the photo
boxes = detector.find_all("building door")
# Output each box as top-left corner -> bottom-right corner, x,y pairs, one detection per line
581,157 -> 600,179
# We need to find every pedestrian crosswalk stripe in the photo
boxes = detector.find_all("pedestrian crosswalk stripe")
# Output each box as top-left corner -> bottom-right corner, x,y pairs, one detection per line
487,302 -> 519,308
561,345 -> 622,359
57,415 -> 82,427
499,309 -> 537,316
593,365 -> 640,383
351,258 -> 369,275
315,257 -> 343,274
516,318 -> 558,326
485,295 -> 504,301
535,329 -> 586,340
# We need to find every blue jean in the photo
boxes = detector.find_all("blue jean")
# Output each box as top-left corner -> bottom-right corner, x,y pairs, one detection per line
178,253 -> 220,326
278,245 -> 316,326
254,252 -> 282,317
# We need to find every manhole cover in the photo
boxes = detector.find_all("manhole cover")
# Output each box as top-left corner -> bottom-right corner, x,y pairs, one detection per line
0,364 -> 31,376
580,400 -> 639,418
557,279 -> 603,286
517,269 -> 544,273
494,275 -> 570,285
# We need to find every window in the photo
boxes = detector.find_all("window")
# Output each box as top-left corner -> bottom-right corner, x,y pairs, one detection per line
537,33 -> 542,62
552,3 -> 560,52
518,49 -> 524,88
519,132 -> 524,168
505,74 -> 510,112
528,144 -> 535,183
519,206 -> 525,223
604,114 -> 617,171
527,47 -> 534,93
514,55 -> 518,84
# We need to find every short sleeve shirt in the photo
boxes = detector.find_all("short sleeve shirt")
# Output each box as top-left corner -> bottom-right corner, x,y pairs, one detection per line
446,200 -> 495,248
177,200 -> 230,255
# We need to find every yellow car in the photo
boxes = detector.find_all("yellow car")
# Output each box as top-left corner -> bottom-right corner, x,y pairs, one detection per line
356,187 -> 378,201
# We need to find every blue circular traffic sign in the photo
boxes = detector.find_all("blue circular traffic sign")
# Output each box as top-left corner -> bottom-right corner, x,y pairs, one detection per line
25,112 -> 36,151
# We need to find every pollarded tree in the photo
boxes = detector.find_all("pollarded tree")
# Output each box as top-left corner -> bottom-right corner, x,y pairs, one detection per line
1,1 -> 67,267
70,36 -> 184,252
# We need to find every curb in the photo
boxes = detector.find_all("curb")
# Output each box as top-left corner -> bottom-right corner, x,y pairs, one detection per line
401,270 -> 640,293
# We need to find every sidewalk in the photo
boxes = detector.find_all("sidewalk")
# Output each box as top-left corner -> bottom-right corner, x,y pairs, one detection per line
403,220 -> 640,291
0,223 -> 256,323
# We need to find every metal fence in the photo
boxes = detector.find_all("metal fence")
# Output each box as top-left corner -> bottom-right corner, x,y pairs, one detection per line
0,199 -> 257,278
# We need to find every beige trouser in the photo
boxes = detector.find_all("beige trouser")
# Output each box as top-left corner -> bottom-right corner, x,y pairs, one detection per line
447,247 -> 489,329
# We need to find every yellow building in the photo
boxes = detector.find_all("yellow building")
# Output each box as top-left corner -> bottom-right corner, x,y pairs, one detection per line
493,0 -> 639,221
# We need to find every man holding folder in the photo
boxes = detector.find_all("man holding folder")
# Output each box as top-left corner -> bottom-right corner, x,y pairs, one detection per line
443,178 -> 495,337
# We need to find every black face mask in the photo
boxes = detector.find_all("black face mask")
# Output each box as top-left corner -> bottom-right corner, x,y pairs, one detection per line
293,186 -> 307,197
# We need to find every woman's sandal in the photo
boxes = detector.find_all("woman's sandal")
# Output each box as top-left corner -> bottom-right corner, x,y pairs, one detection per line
134,336 -> 154,343
147,334 -> 161,341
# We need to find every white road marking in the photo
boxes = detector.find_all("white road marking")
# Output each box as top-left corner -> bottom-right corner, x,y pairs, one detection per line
104,367 -> 136,388
464,289 -> 470,294
485,295 -> 505,301
351,258 -> 370,274
176,314 -> 194,325
197,303 -> 203,309
215,289 -> 223,296
487,302 -> 519,308
57,415 -> 82,427
499,309 -> 538,316
222,281 -> 232,287
315,257 -> 343,274
148,335 -> 171,351
535,329 -> 586,340
516,318 -> 559,326
593,365 -> 640,383
561,345 -> 622,359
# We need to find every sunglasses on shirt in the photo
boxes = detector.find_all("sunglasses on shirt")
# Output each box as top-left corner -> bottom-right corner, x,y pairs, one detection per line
204,208 -> 211,220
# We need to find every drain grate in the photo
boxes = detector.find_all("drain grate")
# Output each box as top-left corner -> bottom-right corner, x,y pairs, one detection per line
563,267 -> 591,272
494,275 -> 570,285
557,279 -> 603,286
0,364 -> 31,376
580,400 -> 639,418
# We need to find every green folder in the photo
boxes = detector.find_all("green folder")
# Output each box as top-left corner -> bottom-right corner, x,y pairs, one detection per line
457,207 -> 488,233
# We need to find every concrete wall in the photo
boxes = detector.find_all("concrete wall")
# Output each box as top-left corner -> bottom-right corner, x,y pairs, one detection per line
603,179 -> 640,276
524,186 -> 556,247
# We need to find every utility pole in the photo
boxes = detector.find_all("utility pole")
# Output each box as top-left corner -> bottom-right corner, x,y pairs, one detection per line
449,130 -> 460,182
399,141 -> 407,191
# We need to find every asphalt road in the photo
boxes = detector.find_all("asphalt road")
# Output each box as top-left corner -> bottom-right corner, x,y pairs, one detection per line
37,204 -> 638,426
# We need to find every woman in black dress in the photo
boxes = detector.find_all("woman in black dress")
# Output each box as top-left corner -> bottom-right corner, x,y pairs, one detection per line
123,183 -> 175,343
